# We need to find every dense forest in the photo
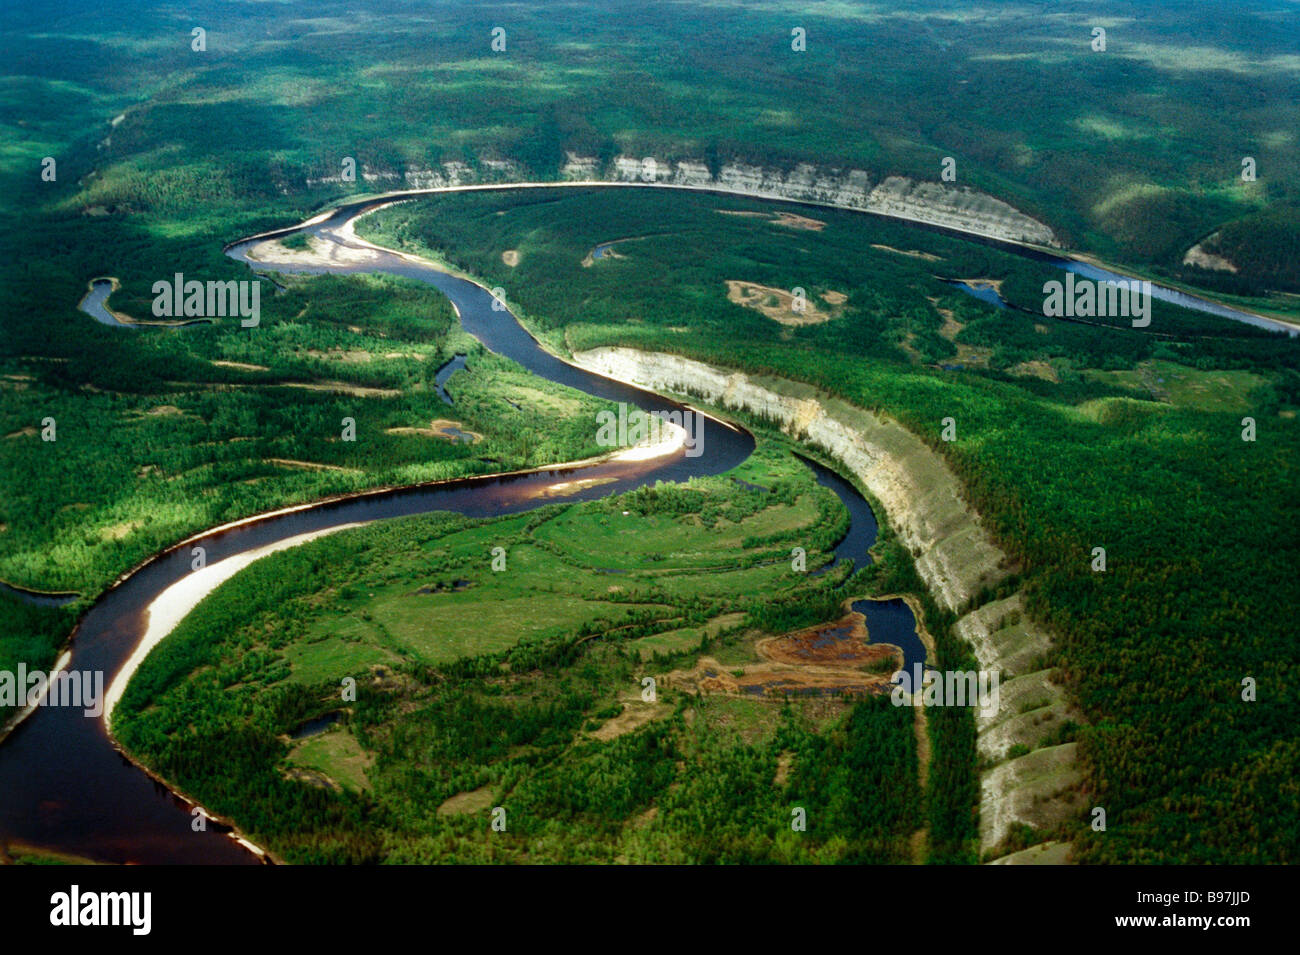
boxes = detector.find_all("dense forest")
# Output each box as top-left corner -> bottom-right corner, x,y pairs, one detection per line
6,0 -> 1299,287
115,446 -> 927,863
1199,207 -> 1300,292
4,0 -> 1298,866
359,187 -> 1300,863
0,248 -> 631,724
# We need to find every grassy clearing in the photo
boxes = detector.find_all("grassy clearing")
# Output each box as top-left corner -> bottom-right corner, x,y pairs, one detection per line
360,186 -> 1300,863
287,728 -> 374,793
116,439 -> 924,863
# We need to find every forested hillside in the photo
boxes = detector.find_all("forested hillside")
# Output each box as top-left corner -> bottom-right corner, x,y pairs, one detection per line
3,0 -> 1297,867
361,187 -> 1300,862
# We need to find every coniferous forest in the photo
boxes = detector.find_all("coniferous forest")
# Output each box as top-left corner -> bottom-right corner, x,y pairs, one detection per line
2,0 -> 1297,878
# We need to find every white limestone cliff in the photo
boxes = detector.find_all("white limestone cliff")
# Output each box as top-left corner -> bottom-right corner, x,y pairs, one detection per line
308,154 -> 1059,246
569,345 -> 1083,858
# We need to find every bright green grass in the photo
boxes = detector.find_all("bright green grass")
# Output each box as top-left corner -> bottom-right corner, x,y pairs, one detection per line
291,475 -> 833,673
287,728 -> 374,793
115,439 -> 925,864
1081,359 -> 1267,412
530,495 -> 818,570
1146,359 -> 1267,411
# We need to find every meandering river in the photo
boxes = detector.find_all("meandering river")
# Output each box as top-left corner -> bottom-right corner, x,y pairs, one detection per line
77,183 -> 1297,336
25,176 -> 1279,863
12,182 -> 1284,864
9,179 -> 1100,865
0,196 -> 921,864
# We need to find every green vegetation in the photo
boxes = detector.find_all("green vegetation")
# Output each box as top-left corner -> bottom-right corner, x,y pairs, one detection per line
0,266 -> 631,724
5,0 -> 1299,865
115,444 -> 924,863
359,186 -> 1300,863
7,1 -> 1299,293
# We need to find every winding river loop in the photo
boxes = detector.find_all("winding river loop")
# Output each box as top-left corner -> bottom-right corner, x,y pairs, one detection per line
10,184 -> 1135,863
0,197 -> 772,864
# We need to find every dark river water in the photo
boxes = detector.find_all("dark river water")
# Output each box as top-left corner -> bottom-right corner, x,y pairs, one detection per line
0,581 -> 78,608
0,198 -> 762,864
433,353 -> 467,404
0,191 -> 916,863
944,279 -> 1008,310
77,278 -> 215,329
75,279 -> 121,327
800,456 -> 926,673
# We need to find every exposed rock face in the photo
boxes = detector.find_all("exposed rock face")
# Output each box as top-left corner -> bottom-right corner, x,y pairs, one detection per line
402,159 -> 523,188
958,594 -> 1051,676
987,839 -> 1072,865
402,166 -> 453,189
601,156 -> 1056,245
979,743 -> 1085,852
1183,234 -> 1238,273
672,160 -> 713,186
714,162 -> 876,211
570,345 -> 1083,858
305,167 -> 398,189
561,151 -> 600,180
867,176 -> 1057,246
308,159 -> 524,191
572,346 -> 1009,612
308,154 -> 1059,246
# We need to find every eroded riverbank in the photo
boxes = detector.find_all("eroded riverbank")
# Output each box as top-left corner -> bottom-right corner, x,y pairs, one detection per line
8,185 -> 1091,865
570,345 -> 1086,861
0,207 -> 753,865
